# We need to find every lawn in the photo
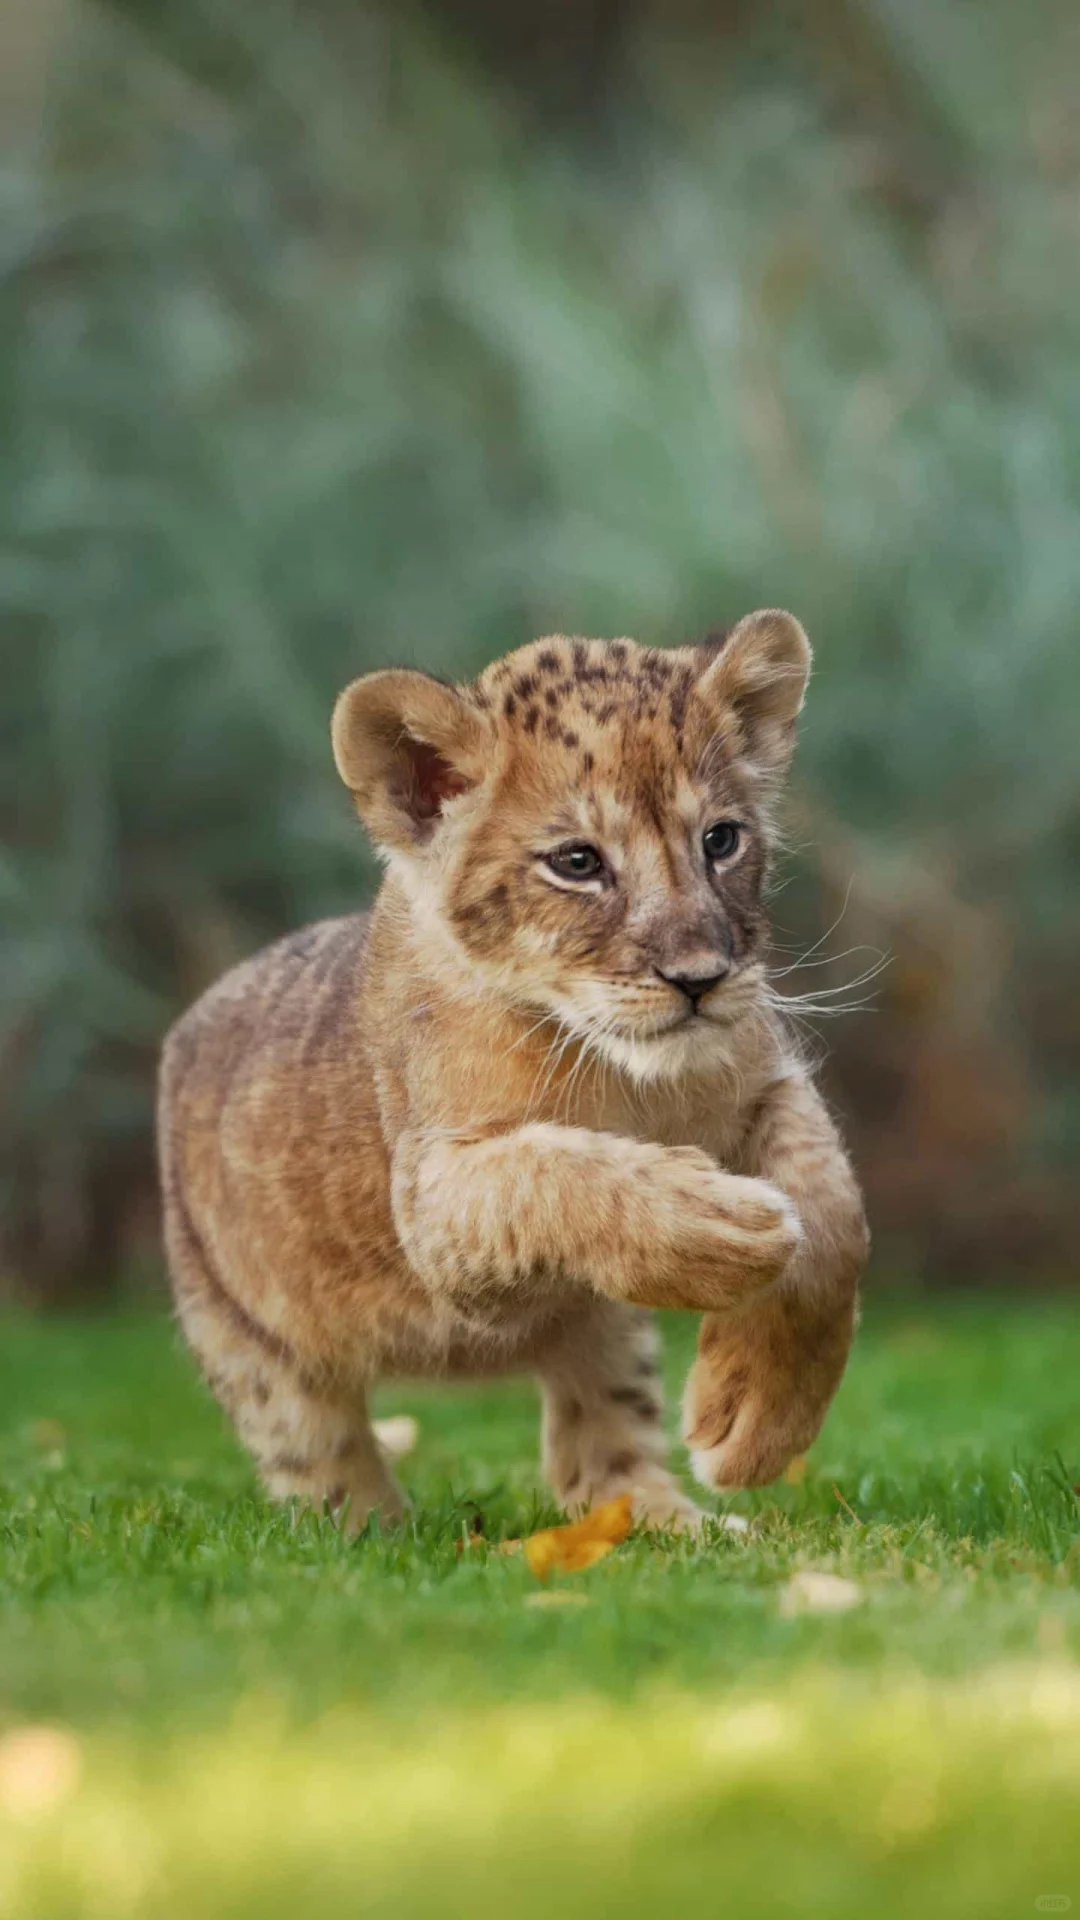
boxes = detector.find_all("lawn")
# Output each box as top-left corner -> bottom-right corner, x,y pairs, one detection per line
0,1296 -> 1078,1918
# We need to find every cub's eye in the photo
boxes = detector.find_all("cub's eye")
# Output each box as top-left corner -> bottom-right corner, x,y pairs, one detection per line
703,820 -> 742,862
545,843 -> 605,882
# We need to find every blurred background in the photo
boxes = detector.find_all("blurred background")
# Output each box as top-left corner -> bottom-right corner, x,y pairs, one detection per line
2,0 -> 1078,1305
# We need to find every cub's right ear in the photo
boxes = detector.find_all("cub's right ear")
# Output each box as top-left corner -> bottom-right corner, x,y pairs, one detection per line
332,669 -> 491,853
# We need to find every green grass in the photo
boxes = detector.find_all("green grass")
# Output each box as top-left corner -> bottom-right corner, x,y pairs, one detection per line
1,1298 -> 1079,1917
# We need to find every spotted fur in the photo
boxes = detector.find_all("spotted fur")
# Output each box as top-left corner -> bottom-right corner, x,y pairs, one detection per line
159,611 -> 867,1531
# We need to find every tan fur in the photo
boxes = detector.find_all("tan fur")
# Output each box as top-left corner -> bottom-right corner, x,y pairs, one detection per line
158,611 -> 868,1531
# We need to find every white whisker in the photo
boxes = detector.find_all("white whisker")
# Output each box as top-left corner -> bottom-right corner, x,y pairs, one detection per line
767,942 -> 885,981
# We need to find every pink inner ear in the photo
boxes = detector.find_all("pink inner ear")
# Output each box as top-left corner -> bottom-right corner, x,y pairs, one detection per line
408,738 -> 470,820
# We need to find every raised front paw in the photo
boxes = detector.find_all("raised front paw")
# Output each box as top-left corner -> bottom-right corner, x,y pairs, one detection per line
628,1147 -> 802,1312
686,1389 -> 802,1492
682,1295 -> 855,1490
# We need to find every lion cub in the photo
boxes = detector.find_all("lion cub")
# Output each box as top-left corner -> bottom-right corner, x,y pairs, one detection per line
158,611 -> 867,1531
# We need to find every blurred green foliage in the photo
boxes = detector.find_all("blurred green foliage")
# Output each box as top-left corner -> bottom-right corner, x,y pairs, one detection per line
2,0 -> 1079,1293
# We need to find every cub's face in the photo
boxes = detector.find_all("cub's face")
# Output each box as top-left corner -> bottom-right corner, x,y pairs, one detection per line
333,612 -> 810,1077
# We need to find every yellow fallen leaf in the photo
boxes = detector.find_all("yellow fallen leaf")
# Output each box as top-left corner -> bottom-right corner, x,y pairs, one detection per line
784,1455 -> 808,1486
523,1494 -> 634,1580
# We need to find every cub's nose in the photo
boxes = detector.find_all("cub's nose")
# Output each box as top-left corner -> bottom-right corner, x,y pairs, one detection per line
656,962 -> 730,1007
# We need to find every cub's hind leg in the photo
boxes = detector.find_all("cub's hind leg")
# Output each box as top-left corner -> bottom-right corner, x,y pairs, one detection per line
538,1301 -> 704,1532
168,1218 -> 405,1532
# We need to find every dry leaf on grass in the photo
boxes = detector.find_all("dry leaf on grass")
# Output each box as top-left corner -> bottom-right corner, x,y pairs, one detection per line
779,1571 -> 864,1617
523,1493 -> 634,1580
783,1455 -> 808,1486
465,1494 -> 634,1572
371,1416 -> 418,1459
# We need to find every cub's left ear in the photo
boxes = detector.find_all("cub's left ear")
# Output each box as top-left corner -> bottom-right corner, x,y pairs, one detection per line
697,609 -> 812,781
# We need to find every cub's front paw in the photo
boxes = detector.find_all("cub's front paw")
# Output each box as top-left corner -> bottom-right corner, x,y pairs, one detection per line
691,1170 -> 802,1277
634,1150 -> 802,1312
688,1406 -> 798,1494
682,1295 -> 854,1490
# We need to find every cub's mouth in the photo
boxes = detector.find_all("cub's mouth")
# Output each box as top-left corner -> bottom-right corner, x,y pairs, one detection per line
618,1005 -> 735,1043
615,968 -> 760,1042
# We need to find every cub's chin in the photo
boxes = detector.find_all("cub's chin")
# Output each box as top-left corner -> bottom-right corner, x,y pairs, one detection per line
590,1012 -> 747,1085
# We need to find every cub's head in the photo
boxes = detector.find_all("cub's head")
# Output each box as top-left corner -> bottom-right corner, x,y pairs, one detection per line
333,611 -> 810,1078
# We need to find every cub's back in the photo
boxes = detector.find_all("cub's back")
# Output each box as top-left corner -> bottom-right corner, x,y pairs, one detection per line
161,911 -> 369,1094
158,913 -> 376,1205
